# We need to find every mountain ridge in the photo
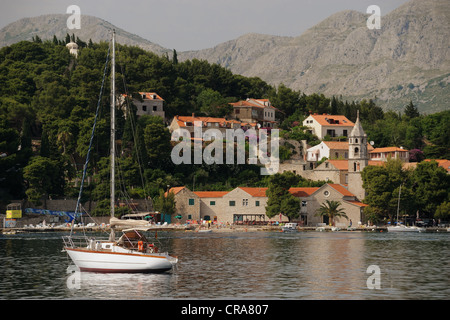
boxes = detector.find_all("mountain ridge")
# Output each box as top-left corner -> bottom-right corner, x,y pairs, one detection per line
0,14 -> 169,55
1,0 -> 448,113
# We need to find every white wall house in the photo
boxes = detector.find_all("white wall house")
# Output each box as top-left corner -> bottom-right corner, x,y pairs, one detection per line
303,114 -> 354,140
120,92 -> 165,119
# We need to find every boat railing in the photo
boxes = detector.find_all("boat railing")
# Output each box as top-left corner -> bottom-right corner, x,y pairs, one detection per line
62,235 -> 93,248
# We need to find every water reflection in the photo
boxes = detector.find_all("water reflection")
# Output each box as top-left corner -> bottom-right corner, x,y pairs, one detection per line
1,231 -> 449,299
67,270 -> 179,299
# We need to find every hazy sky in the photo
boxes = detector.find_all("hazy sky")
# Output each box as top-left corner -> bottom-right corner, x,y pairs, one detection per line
0,0 -> 409,51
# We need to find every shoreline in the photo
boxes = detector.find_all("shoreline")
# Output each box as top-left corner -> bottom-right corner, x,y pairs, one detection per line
1,224 -> 449,234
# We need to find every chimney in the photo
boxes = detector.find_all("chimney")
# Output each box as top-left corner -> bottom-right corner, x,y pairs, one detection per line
192,113 -> 195,118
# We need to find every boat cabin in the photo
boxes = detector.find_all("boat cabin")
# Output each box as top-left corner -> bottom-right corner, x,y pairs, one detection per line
116,229 -> 159,253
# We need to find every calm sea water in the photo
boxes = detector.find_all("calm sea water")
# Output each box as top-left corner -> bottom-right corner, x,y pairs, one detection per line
0,230 -> 449,300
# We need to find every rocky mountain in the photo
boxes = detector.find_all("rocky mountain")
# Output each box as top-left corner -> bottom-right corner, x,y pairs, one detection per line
179,0 -> 450,113
0,14 -> 169,55
1,0 -> 449,113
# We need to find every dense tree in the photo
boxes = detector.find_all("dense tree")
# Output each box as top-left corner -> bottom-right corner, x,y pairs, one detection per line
412,161 -> 450,218
265,172 -> 301,221
361,159 -> 414,222
153,189 -> 176,218
0,38 -> 449,215
23,156 -> 64,205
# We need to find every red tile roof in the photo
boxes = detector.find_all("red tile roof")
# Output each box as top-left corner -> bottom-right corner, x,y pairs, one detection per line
328,184 -> 355,197
309,114 -> 354,127
238,187 -> 268,197
289,187 -> 319,197
194,191 -> 229,198
173,115 -> 242,128
238,187 -> 320,198
370,147 -> 409,153
230,98 -> 278,110
167,186 -> 187,196
345,200 -> 369,207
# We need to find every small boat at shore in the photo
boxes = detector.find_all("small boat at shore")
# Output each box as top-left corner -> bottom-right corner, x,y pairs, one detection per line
387,224 -> 425,232
387,184 -> 425,233
282,223 -> 298,232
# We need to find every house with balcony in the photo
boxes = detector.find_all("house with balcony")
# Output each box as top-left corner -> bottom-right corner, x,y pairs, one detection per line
168,114 -> 242,138
303,113 -> 354,140
369,147 -> 409,163
230,98 -> 279,128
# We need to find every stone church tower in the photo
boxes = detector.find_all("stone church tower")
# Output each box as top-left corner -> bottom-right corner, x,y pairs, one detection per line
348,111 -> 368,200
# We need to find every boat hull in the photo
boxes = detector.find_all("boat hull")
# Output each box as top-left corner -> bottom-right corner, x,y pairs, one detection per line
65,247 -> 176,273
387,226 -> 424,232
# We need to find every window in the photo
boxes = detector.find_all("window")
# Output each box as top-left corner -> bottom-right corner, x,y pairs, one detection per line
210,201 -> 216,206
324,190 -> 330,197
153,105 -> 157,111
242,199 -> 248,206
188,198 -> 195,206
229,201 -> 235,206
255,201 -> 260,207
142,105 -> 147,112
301,201 -> 307,207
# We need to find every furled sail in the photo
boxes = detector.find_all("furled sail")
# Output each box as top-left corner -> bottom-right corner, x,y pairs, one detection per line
109,217 -> 151,228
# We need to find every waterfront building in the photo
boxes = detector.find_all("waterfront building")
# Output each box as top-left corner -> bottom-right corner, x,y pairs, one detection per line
169,184 -> 367,227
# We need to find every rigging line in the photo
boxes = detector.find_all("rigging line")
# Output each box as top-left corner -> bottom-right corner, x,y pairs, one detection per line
116,49 -> 152,212
70,44 -> 111,237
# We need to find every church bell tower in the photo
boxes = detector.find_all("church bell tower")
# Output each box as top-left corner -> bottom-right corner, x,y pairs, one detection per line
348,110 -> 368,200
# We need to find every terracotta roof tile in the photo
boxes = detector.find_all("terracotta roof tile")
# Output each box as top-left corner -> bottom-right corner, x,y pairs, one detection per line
167,187 -> 186,195
309,114 -> 354,127
194,191 -> 229,198
328,184 -> 355,197
345,200 -> 369,207
238,187 -> 268,197
370,147 -> 409,153
289,187 -> 319,197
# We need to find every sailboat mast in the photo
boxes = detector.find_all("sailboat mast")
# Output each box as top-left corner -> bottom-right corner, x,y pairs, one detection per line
110,30 -> 116,219
396,184 -> 402,224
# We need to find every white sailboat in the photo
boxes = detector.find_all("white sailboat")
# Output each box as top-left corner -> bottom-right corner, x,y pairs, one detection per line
63,31 -> 178,273
387,184 -> 424,233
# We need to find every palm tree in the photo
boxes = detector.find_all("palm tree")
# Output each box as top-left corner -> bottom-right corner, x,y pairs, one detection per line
315,200 -> 348,226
